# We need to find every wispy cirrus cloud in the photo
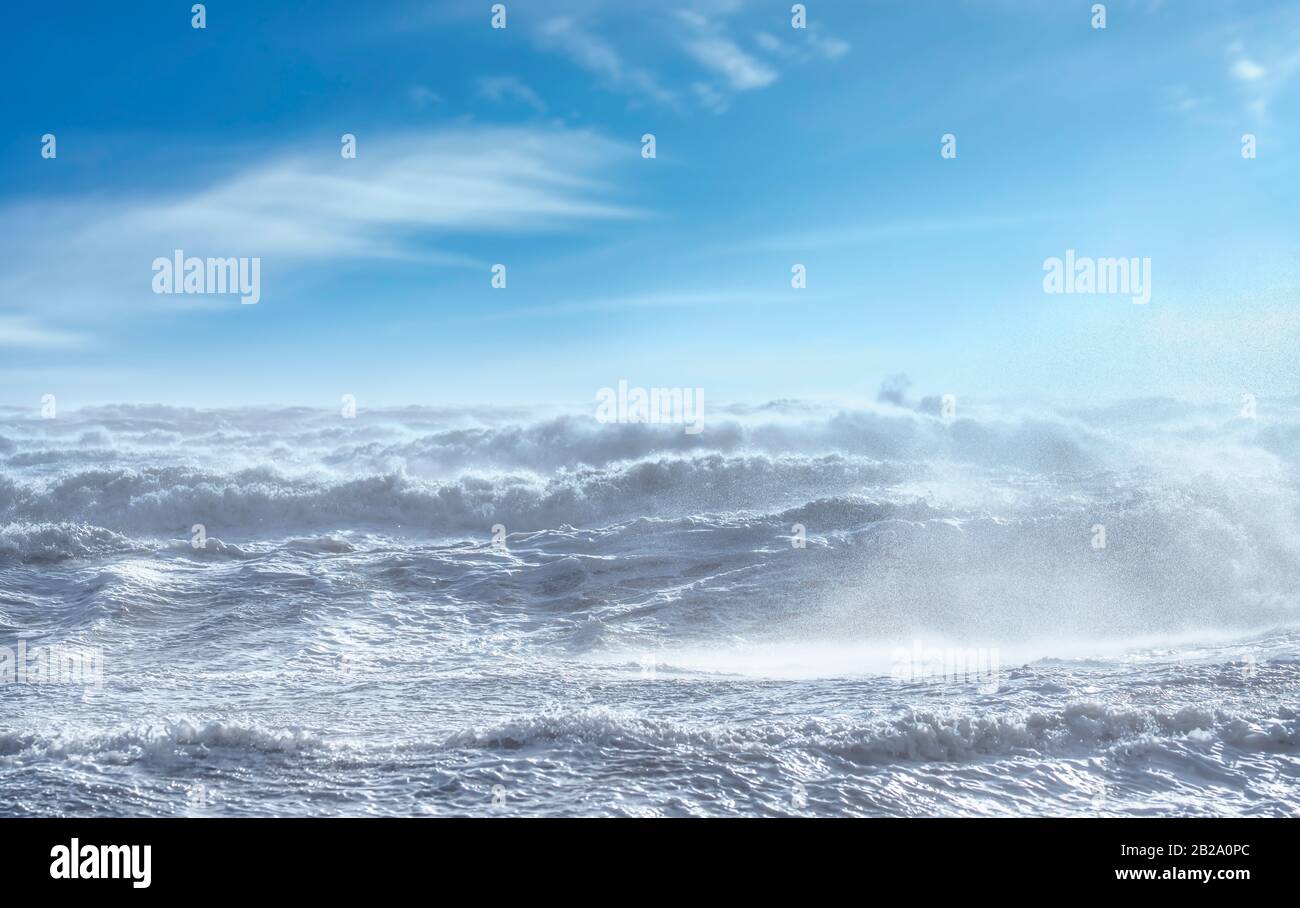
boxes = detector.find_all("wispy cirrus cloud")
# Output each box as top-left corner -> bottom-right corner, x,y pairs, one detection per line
0,316 -> 86,350
407,85 -> 444,107
376,2 -> 847,113
675,11 -> 777,92
754,27 -> 850,62
523,2 -> 847,112
535,17 -> 677,107
477,75 -> 549,114
0,126 -> 641,342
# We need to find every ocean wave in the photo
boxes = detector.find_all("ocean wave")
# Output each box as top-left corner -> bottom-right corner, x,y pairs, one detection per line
0,719 -> 323,764
0,522 -> 141,562
0,398 -> 1211,475
441,702 -> 1299,763
1,401 -> 1297,636
3,399 -> 1297,817
0,455 -> 901,534
0,453 -> 1295,638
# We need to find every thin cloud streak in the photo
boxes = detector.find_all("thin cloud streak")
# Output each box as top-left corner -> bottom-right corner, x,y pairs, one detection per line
0,126 -> 643,333
0,316 -> 88,350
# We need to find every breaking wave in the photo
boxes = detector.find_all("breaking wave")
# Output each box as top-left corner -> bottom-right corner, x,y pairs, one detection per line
442,700 -> 1299,762
2,397 -> 1298,815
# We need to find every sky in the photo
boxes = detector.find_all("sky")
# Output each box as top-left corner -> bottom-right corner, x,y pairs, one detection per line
2,0 -> 1298,409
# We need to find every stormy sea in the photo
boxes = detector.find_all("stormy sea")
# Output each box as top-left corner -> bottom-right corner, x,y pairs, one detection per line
1,397 -> 1297,816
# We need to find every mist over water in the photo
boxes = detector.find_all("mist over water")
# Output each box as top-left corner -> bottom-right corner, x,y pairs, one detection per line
1,397 -> 1297,816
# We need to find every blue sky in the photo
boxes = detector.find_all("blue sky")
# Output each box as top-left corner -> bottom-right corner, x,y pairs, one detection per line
2,0 -> 1298,408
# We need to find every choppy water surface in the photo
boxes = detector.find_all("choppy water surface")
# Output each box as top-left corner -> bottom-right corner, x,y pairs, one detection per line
1,399 -> 1297,816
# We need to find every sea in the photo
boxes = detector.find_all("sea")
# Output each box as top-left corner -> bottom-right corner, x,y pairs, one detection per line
1,397 -> 1296,816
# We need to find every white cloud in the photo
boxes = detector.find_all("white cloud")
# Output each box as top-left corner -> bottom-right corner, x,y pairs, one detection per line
477,75 -> 548,113
1231,59 -> 1266,82
0,316 -> 86,350
675,8 -> 849,102
110,130 -> 634,253
754,32 -> 783,54
681,35 -> 777,90
754,26 -> 849,62
692,81 -> 728,113
527,4 -> 847,113
1222,29 -> 1300,119
408,85 -> 444,107
536,17 -> 676,106
672,9 -> 778,101
814,35 -> 851,60
1237,51 -> 1300,117
0,127 -> 641,327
